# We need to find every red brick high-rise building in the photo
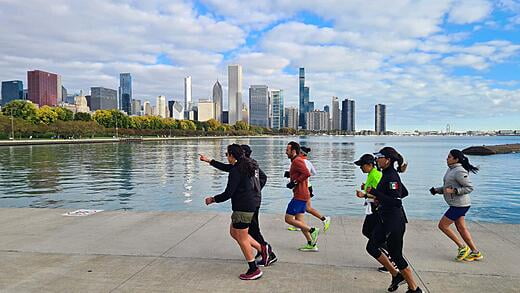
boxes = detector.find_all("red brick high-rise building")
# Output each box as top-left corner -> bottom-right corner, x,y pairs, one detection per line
27,70 -> 58,107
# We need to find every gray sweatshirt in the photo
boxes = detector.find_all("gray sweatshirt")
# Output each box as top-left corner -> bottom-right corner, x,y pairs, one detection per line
434,163 -> 473,207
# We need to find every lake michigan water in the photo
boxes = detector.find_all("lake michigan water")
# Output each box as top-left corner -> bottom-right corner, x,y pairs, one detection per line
0,136 -> 519,223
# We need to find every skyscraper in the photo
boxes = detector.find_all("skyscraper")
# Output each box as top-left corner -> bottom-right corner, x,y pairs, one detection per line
27,70 -> 58,106
119,73 -> 132,114
299,67 -> 311,129
1,80 -> 24,106
143,101 -> 152,116
90,87 -> 118,110
331,96 -> 340,130
249,85 -> 270,128
184,76 -> 192,119
156,95 -> 166,118
168,100 -> 184,119
228,64 -> 242,124
56,75 -> 62,104
341,99 -> 356,133
132,99 -> 142,116
285,107 -> 298,130
375,104 -> 386,134
270,89 -> 284,129
213,80 -> 223,122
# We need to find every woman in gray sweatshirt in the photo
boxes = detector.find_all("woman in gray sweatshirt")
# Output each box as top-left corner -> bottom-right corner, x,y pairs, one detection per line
430,149 -> 483,262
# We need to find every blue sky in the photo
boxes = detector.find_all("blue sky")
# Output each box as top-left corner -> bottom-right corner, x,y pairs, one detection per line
0,0 -> 519,131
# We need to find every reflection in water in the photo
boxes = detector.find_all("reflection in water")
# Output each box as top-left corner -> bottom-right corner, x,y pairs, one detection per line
0,136 -> 519,223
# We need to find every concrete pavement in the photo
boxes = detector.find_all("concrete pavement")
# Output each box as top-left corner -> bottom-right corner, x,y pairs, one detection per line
0,208 -> 518,292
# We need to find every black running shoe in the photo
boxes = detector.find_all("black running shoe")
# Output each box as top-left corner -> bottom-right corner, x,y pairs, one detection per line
406,287 -> 423,293
267,252 -> 278,266
388,272 -> 405,292
378,266 -> 389,273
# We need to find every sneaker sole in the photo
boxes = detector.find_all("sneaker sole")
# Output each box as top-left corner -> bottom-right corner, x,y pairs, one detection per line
267,257 -> 278,266
298,249 -> 319,252
239,271 -> 263,280
388,279 -> 406,292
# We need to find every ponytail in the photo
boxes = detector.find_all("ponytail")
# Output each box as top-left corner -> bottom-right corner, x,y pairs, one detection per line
450,149 -> 479,174
396,153 -> 407,173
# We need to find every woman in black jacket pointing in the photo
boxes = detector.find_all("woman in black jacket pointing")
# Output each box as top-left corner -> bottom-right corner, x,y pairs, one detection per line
204,144 -> 263,280
362,147 -> 422,293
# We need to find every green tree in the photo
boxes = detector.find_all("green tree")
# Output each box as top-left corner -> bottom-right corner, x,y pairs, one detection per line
233,121 -> 249,131
54,107 -> 74,121
92,110 -> 112,127
74,112 -> 92,121
1,100 -> 37,120
35,106 -> 59,124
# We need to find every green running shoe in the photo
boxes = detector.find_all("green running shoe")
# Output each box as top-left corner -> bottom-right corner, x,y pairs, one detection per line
323,216 -> 331,232
310,227 -> 320,245
287,226 -> 300,231
456,245 -> 470,261
298,243 -> 318,252
464,251 -> 483,261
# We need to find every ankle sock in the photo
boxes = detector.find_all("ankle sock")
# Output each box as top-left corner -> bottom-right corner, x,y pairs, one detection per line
320,216 -> 326,221
309,227 -> 315,234
248,260 -> 257,271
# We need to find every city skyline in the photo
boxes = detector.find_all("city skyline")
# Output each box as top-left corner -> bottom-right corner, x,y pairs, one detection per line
0,1 -> 519,131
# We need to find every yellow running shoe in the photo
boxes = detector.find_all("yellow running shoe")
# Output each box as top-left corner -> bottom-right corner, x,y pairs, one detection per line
287,226 -> 300,231
464,251 -> 483,261
456,245 -> 470,261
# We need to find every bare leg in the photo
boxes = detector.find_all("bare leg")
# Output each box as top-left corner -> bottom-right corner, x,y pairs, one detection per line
232,227 -> 255,261
306,200 -> 323,220
438,216 -> 464,248
248,234 -> 262,252
455,216 -> 478,252
400,267 -> 418,290
285,214 -> 311,241
376,253 -> 399,276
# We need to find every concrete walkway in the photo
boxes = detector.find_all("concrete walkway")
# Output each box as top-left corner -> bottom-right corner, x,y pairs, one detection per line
0,208 -> 518,292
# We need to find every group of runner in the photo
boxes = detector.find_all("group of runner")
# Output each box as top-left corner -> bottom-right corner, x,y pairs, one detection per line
199,142 -> 482,292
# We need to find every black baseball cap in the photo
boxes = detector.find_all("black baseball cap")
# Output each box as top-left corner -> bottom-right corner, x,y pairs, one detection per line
354,154 -> 375,166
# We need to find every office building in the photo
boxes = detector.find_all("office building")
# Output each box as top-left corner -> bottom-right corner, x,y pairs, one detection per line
119,73 -> 132,114
270,89 -> 284,129
90,87 -> 118,110
375,104 -> 386,134
156,95 -> 167,118
299,67 -> 313,128
27,70 -> 58,106
306,110 -> 329,131
143,101 -> 152,116
241,103 -> 249,124
184,76 -> 192,119
197,100 -> 215,122
1,80 -> 24,106
213,80 -> 223,122
249,85 -> 270,128
168,100 -> 184,119
342,99 -> 355,132
228,64 -> 243,124
285,107 -> 298,130
132,99 -> 142,116
331,96 -> 340,130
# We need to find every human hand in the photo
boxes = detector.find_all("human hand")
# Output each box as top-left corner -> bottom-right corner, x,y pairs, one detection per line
286,181 -> 296,189
356,190 -> 366,198
204,197 -> 215,205
199,154 -> 211,163
445,187 -> 455,194
429,187 -> 436,195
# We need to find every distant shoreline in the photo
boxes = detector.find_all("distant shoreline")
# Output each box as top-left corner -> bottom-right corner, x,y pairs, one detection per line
0,134 -> 519,147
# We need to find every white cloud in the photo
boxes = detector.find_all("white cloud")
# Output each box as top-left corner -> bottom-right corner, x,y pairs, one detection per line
448,0 -> 493,24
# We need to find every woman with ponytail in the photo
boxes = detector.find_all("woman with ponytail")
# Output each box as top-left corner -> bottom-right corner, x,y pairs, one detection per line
359,147 -> 422,293
430,149 -> 482,262
204,144 -> 263,280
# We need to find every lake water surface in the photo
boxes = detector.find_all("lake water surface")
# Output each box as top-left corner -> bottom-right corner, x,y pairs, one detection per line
0,136 -> 519,223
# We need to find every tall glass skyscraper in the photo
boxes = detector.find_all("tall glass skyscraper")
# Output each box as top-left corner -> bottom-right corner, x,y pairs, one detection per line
375,104 -> 386,134
213,80 -> 223,122
249,85 -> 269,127
270,89 -> 284,129
342,99 -> 355,132
119,73 -> 132,114
1,80 -> 24,106
299,67 -> 311,129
